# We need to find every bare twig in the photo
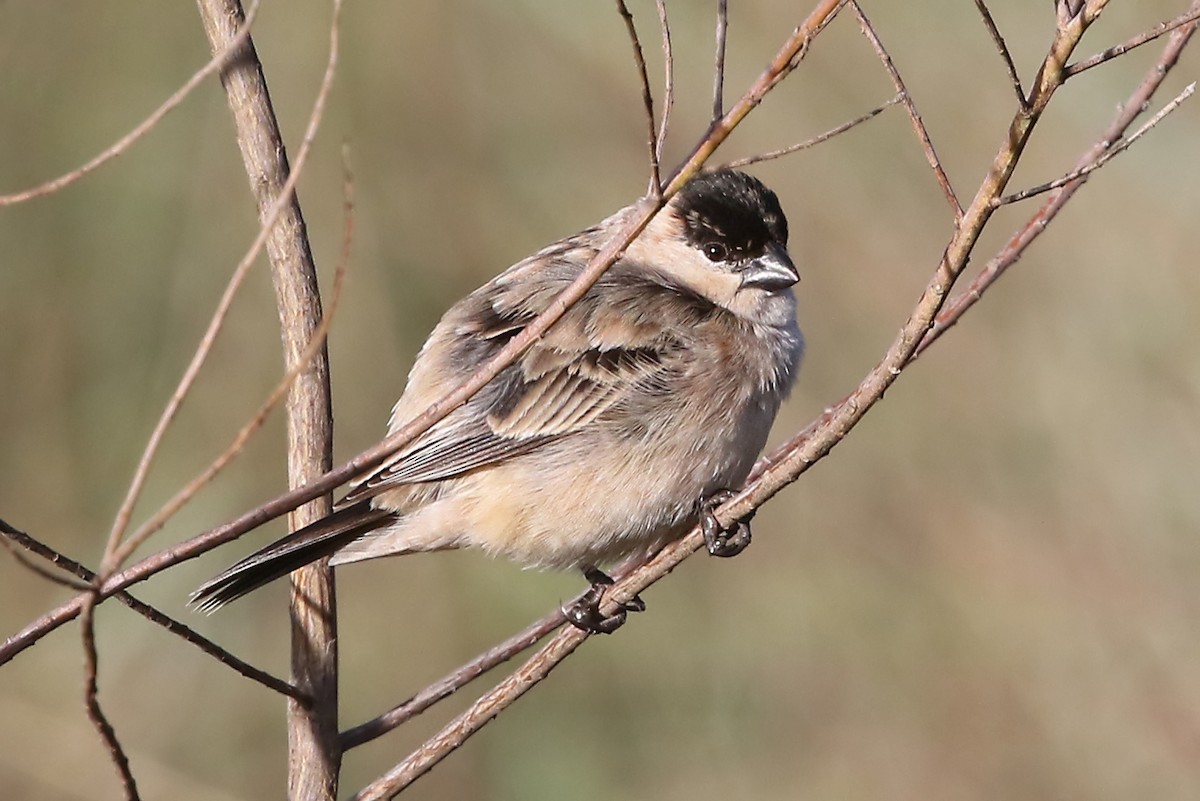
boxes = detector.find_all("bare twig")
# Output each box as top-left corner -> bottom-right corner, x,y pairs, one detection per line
653,0 -> 674,164
616,0 -> 663,197
973,0 -> 1028,107
108,244 -> 348,572
918,0 -> 1200,356
0,1 -> 260,208
722,93 -> 902,169
193,0 -> 344,799
352,629 -> 589,800
81,595 -> 142,801
341,605 -> 570,749
1064,6 -> 1200,77
996,82 -> 1195,206
1,523 -> 93,591
99,0 -> 341,578
850,1 -> 963,218
713,0 -> 729,121
0,518 -> 305,700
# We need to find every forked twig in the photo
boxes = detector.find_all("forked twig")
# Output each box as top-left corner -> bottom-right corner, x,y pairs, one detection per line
996,82 -> 1195,206
0,1 -> 261,208
918,0 -> 1200,356
1064,6 -> 1200,78
0,518 -> 304,700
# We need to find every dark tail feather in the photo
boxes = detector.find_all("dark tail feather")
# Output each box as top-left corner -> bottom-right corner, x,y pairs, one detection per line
189,502 -> 394,612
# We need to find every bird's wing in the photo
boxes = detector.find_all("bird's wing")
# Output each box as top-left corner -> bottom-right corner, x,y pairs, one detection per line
338,269 -> 684,507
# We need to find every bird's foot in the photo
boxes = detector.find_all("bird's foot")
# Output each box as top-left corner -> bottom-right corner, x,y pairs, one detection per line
700,489 -> 753,558
562,567 -> 645,635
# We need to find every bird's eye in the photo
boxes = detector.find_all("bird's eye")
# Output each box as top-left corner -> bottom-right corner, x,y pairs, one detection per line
703,242 -> 728,262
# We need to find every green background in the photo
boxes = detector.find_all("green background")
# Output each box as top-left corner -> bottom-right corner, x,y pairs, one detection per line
2,2 -> 1199,799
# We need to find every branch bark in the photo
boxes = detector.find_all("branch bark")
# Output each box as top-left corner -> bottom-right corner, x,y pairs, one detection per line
194,2 -> 340,799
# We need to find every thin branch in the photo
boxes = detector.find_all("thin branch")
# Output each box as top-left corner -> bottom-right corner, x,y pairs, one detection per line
849,1 -> 963,219
101,0 -> 342,578
341,604 -> 570,749
352,629 -> 589,800
722,93 -> 902,169
653,0 -> 674,164
108,243 -> 348,571
713,0 -> 729,121
0,518 -> 304,700
1064,6 -> 1200,78
81,595 -> 142,801
616,0 -> 663,197
973,0 -> 1028,108
918,0 -> 1200,357
996,82 -> 1195,206
0,1 -> 260,208
193,0 -> 345,798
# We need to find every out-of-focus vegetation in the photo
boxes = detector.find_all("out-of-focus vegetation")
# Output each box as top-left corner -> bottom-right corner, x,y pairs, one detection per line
2,2 -> 1199,799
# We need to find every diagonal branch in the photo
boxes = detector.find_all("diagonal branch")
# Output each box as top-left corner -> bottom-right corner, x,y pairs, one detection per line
722,93 -> 902,169
973,0 -> 1028,107
917,0 -> 1200,356
1,518 -> 304,700
1064,5 -> 1200,78
0,1 -> 261,208
850,1 -> 963,218
996,82 -> 1195,206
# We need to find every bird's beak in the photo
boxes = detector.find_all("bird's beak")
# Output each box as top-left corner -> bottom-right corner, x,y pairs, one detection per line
739,242 -> 799,291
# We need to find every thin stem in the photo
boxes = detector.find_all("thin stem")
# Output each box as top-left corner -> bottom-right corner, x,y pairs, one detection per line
1064,6 -> 1200,78
713,0 -> 729,121
850,1 -> 963,218
0,1 -> 261,207
81,595 -> 142,801
996,82 -> 1195,207
654,0 -> 674,164
0,518 -> 305,700
723,93 -> 901,169
616,0 -> 663,197
973,0 -> 1027,108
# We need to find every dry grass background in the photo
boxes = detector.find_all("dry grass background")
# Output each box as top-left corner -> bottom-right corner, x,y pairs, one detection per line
2,2 -> 1199,799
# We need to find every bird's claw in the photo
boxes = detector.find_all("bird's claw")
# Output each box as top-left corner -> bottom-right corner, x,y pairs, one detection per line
700,489 -> 753,558
563,568 -> 645,634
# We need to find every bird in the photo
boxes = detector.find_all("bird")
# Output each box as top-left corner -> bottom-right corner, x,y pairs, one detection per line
191,168 -> 804,632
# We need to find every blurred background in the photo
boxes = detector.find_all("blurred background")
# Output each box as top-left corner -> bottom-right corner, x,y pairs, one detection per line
2,2 -> 1199,799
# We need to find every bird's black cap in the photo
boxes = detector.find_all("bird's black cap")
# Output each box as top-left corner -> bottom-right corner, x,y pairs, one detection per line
675,169 -> 788,255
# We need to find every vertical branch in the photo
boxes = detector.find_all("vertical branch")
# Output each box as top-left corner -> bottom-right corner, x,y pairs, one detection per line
81,595 -> 141,801
193,1 -> 341,799
615,0 -> 663,195
653,0 -> 674,163
713,0 -> 729,121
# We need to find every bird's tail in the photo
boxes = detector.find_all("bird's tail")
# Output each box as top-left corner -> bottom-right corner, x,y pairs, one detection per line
189,501 -> 394,612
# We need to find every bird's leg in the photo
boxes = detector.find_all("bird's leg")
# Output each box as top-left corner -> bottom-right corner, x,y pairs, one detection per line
700,489 -> 753,557
563,567 -> 646,635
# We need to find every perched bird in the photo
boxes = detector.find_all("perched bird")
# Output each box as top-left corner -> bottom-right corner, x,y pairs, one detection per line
192,168 -> 803,631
